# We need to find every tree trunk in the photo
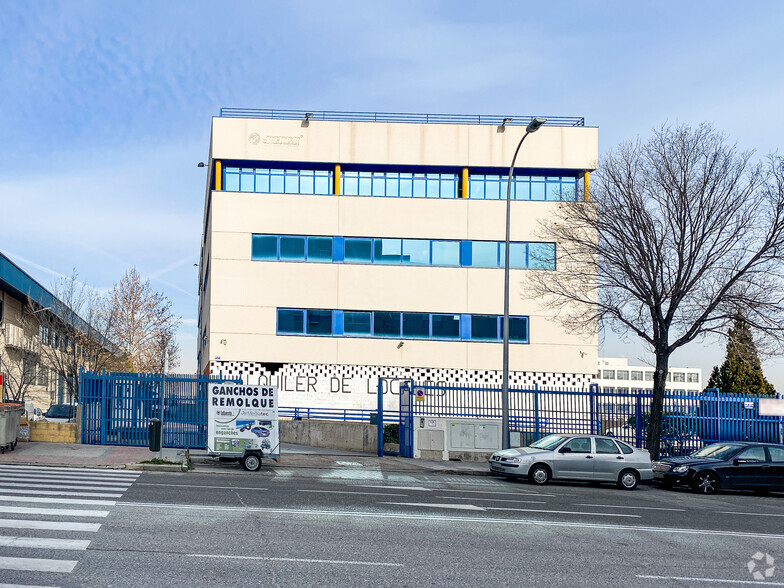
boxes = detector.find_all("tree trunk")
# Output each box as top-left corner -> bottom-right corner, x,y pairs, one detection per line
646,350 -> 670,460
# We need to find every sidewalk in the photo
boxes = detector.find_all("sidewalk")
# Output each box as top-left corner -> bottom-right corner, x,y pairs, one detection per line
0,441 -> 491,476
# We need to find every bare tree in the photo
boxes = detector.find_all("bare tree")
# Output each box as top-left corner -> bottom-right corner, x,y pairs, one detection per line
528,123 -> 784,459
108,268 -> 181,373
31,270 -> 121,404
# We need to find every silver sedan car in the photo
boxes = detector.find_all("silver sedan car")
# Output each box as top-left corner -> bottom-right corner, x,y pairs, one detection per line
489,434 -> 654,490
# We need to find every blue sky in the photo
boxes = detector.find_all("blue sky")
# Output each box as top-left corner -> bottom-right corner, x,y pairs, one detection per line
2,1 -> 783,387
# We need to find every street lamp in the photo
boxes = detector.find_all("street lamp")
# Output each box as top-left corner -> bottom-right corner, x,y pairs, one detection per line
502,117 -> 546,449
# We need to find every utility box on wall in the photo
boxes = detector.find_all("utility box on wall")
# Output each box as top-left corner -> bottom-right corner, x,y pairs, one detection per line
413,417 -> 501,461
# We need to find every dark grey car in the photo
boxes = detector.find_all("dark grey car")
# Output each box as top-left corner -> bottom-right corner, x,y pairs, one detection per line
489,434 -> 654,490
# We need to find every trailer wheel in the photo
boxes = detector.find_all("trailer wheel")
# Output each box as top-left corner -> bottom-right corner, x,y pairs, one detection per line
241,452 -> 262,472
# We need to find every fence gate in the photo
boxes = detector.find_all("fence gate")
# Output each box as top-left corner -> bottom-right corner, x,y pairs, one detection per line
80,371 -> 239,449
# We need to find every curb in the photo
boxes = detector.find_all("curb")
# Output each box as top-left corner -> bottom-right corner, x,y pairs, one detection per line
0,461 -> 135,471
126,463 -> 188,472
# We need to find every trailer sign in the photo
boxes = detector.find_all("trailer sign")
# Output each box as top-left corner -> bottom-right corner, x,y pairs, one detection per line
207,384 -> 279,455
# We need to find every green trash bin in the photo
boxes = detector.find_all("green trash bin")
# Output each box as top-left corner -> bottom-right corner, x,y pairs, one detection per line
0,403 -> 24,453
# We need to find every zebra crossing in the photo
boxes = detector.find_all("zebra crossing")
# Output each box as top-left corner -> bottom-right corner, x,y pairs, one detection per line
0,464 -> 139,587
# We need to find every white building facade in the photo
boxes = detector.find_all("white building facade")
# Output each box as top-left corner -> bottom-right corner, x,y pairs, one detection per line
596,357 -> 703,394
197,110 -> 599,412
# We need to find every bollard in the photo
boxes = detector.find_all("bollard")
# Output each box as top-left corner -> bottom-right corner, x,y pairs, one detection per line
148,418 -> 162,452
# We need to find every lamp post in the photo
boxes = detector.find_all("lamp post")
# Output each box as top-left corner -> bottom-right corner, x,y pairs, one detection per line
502,117 -> 546,449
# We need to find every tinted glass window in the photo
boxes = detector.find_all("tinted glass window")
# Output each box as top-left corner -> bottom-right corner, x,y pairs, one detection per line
431,241 -> 460,266
373,312 -> 401,337
691,444 -> 741,460
344,238 -> 372,263
563,437 -> 591,453
401,240 -> 430,265
277,309 -> 304,334
344,312 -> 371,335
528,243 -> 556,269
307,237 -> 333,262
595,438 -> 620,454
508,317 -> 528,342
616,441 -> 634,455
402,313 -> 429,338
374,239 -> 402,264
280,236 -> 305,261
472,242 -> 498,268
737,447 -> 766,462
306,310 -> 332,335
251,236 -> 278,260
768,447 -> 784,462
431,314 -> 460,339
471,315 -> 498,340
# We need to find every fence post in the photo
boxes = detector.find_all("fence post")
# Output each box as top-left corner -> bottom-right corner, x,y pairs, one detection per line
377,377 -> 384,457
635,393 -> 643,448
100,373 -> 107,446
534,386 -> 540,439
589,383 -> 597,435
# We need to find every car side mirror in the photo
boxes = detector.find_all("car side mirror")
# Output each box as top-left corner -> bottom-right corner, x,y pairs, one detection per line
559,447 -> 572,454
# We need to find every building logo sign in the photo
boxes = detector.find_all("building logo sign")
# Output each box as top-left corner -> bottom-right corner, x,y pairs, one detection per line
248,133 -> 303,146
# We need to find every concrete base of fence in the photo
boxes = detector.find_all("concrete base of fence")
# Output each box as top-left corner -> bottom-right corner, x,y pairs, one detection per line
446,451 -> 494,463
29,422 -> 78,444
280,420 -> 377,453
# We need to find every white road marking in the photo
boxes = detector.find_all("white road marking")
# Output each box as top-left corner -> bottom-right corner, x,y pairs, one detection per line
0,464 -> 138,476
115,502 -> 784,540
0,465 -> 139,481
186,553 -> 402,567
0,473 -> 134,485
721,511 -> 784,517
0,482 -> 130,492
485,506 -> 640,518
0,506 -> 109,518
0,495 -> 116,506
0,535 -> 91,550
380,502 -> 486,511
299,490 -> 408,497
0,488 -> 122,498
575,503 -> 685,512
137,483 -> 266,491
0,583 -> 63,588
0,556 -> 77,573
0,519 -> 101,532
439,496 -> 546,504
0,475 -> 131,487
438,488 -> 556,497
359,485 -> 431,492
637,575 -> 784,585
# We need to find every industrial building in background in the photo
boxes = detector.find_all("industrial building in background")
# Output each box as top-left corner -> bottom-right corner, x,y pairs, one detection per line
197,109 -> 599,412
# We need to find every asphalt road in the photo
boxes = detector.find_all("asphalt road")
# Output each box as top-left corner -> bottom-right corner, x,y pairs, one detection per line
2,463 -> 784,587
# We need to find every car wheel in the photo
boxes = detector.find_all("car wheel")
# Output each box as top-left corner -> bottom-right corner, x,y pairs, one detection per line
617,469 -> 639,490
693,471 -> 719,495
241,453 -> 262,472
528,464 -> 551,485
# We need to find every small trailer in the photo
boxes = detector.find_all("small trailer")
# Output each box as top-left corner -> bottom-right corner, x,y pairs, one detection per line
206,383 -> 280,471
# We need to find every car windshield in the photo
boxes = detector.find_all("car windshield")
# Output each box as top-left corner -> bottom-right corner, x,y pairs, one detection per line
47,405 -> 75,418
690,443 -> 741,460
528,435 -> 567,450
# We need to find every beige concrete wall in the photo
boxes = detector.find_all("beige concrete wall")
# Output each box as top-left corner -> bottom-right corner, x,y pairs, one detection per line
280,419 -> 377,453
211,118 -> 598,171
29,421 -> 77,443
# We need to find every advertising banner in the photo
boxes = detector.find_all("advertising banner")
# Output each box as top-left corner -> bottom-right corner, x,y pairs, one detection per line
207,384 -> 279,456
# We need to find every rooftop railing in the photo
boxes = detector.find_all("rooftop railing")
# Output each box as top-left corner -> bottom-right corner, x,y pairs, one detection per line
219,108 -> 585,127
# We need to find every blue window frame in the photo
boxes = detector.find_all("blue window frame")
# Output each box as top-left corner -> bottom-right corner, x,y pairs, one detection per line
307,237 -> 332,262
342,171 -> 458,198
373,312 -> 401,337
280,236 -> 305,261
345,238 -> 373,263
306,309 -> 333,335
468,173 -> 578,201
252,234 -> 555,270
251,235 -> 277,260
344,311 -> 371,335
277,308 -> 529,344
471,315 -> 499,340
277,309 -> 304,334
402,312 -> 430,338
223,167 -> 333,195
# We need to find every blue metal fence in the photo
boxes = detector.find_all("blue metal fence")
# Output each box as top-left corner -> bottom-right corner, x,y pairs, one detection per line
80,371 -> 240,449
395,382 -> 784,457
